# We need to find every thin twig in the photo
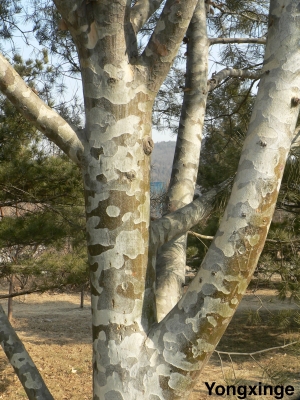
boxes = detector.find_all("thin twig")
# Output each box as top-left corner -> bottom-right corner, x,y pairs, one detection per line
188,231 -> 300,244
215,341 -> 298,357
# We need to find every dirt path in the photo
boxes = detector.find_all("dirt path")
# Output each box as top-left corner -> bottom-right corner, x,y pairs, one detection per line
0,287 -> 299,399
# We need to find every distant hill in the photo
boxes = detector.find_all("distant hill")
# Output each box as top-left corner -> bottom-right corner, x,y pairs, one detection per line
150,141 -> 176,185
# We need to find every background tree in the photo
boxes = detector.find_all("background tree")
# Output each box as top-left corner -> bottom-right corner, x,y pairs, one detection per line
0,1 -> 299,400
0,54 -> 88,318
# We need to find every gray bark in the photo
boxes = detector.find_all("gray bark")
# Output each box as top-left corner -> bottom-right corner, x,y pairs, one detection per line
0,1 -> 299,399
145,2 -> 300,398
209,37 -> 267,45
155,0 -> 209,322
208,68 -> 262,91
0,305 -> 54,400
0,54 -> 83,166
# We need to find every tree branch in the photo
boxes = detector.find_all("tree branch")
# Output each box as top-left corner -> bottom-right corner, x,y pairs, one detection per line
0,53 -> 84,166
130,0 -> 164,33
141,0 -> 198,91
0,289 -> 42,299
146,3 -> 300,396
189,230 -> 300,244
150,179 -> 230,249
155,0 -> 209,322
0,284 -> 67,299
207,68 -> 262,91
215,341 -> 299,357
210,3 -> 267,24
0,304 -> 54,400
209,37 -> 267,46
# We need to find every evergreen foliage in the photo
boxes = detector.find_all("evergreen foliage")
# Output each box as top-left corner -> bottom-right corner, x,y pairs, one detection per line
0,54 -> 87,296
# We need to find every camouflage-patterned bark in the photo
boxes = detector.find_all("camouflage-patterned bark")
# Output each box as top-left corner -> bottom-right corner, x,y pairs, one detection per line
0,0 -> 299,399
155,0 -> 209,322
0,305 -> 54,400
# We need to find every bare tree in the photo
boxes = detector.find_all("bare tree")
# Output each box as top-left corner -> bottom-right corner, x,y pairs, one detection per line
0,0 -> 300,399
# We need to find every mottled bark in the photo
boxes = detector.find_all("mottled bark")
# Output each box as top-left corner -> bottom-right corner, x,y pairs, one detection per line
145,2 -> 300,398
155,0 -> 209,322
208,68 -> 262,91
0,54 -> 83,166
209,37 -> 267,45
0,1 -> 299,400
131,0 -> 165,33
52,0 -> 198,398
141,0 -> 198,92
150,180 -> 230,249
0,305 -> 54,400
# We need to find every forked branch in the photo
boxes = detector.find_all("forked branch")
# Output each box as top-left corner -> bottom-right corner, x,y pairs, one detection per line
142,0 -> 198,90
130,0 -> 164,33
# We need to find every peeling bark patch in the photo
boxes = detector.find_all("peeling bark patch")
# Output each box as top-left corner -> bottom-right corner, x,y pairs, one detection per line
116,230 -> 145,259
106,205 -> 120,217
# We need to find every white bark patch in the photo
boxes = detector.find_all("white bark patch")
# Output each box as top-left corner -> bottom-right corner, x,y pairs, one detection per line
86,21 -> 99,49
104,61 -> 134,83
215,219 -> 248,258
91,298 -> 143,327
156,363 -> 171,376
85,72 -> 148,104
122,212 -> 132,223
245,233 -> 260,246
106,205 -> 120,217
93,22 -> 121,41
108,333 -> 144,366
115,230 -> 145,259
94,372 -> 123,400
90,249 -> 124,271
58,122 -> 81,142
186,297 -> 234,333
21,87 -> 32,98
134,191 -> 150,227
168,372 -> 194,391
207,316 -> 217,327
163,348 -> 199,371
138,101 -> 152,113
23,372 -> 43,390
99,330 -> 106,341
10,351 -> 35,368
88,113 -> 140,142
180,269 -> 239,312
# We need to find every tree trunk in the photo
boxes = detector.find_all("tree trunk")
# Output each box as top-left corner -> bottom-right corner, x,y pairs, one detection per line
0,1 -> 299,399
156,0 -> 209,321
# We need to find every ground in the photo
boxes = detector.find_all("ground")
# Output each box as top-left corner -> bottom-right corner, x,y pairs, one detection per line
0,285 -> 299,400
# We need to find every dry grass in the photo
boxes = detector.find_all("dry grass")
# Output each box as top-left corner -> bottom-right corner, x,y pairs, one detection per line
0,288 -> 300,399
